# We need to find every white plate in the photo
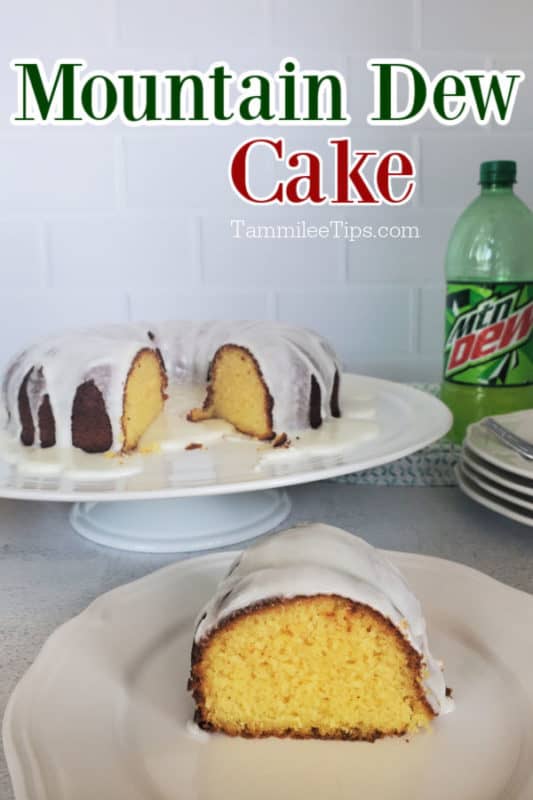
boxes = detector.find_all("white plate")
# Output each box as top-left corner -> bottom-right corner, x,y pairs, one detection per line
455,463 -> 533,527
4,550 -> 533,800
467,411 -> 533,480
0,375 -> 451,502
459,457 -> 533,512
463,446 -> 533,495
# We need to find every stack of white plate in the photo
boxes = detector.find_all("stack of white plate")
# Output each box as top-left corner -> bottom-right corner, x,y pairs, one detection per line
456,410 -> 533,526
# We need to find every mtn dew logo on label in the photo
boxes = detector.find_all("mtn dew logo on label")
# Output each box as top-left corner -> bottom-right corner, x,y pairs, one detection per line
444,282 -> 533,386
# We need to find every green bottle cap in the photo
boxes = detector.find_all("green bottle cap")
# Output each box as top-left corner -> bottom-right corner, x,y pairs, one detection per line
480,160 -> 516,186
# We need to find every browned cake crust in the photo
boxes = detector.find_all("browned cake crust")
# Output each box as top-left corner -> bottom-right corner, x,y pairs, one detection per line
188,595 -> 436,742
38,392 -> 56,448
330,369 -> 341,418
72,380 -> 113,453
18,369 -> 35,446
17,347 -> 168,454
309,375 -> 322,428
17,367 -> 56,448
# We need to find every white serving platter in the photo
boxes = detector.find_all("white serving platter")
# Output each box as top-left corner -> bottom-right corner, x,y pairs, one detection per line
0,375 -> 451,552
4,549 -> 533,800
455,463 -> 533,527
467,410 -> 533,481
462,446 -> 533,495
461,450 -> 533,509
0,375 -> 450,503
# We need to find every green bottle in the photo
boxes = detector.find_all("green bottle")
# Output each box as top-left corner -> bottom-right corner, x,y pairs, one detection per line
441,160 -> 533,443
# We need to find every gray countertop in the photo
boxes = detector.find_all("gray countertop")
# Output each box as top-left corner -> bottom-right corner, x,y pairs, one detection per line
2,483 -> 533,799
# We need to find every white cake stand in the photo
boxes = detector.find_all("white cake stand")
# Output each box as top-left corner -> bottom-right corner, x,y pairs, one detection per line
0,376 -> 451,553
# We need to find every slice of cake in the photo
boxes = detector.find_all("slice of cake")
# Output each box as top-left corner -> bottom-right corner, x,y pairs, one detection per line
188,524 -> 453,741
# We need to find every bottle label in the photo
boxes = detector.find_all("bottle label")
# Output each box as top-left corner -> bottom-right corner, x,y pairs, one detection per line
444,282 -> 533,386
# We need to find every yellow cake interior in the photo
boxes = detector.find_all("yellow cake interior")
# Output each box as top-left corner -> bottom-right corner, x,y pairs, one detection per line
188,345 -> 273,439
121,348 -> 167,452
192,595 -> 433,740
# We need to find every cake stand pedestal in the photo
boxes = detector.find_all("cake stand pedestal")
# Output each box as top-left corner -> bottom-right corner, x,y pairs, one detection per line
0,376 -> 453,555
69,489 -> 291,553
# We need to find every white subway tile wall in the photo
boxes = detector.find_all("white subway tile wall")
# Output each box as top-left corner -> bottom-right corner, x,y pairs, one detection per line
0,290 -> 130,369
421,0 -> 533,52
0,131 -> 117,212
128,289 -> 272,322
47,214 -> 198,287
0,221 -> 46,286
277,287 -> 415,362
1,0 -> 113,50
1,0 -> 531,380
271,0 -> 415,51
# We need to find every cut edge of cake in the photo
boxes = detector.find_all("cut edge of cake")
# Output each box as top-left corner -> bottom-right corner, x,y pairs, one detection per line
121,347 -> 168,452
189,594 -> 436,741
2,322 -> 342,454
187,344 -> 275,440
187,523 -> 454,742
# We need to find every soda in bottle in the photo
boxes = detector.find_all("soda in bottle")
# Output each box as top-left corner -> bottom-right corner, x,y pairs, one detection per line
441,160 -> 533,442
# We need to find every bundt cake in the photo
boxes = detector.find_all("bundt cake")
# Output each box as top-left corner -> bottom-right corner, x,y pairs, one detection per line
188,524 -> 454,741
1,322 -> 341,454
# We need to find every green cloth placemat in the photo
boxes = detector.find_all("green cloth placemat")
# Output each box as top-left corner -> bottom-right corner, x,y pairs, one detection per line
331,384 -> 460,487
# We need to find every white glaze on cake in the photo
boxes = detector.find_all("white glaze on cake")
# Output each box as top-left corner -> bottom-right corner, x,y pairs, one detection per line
0,382 -> 378,481
2,328 -> 151,450
1,321 -> 341,452
152,321 -> 340,435
194,523 -> 454,717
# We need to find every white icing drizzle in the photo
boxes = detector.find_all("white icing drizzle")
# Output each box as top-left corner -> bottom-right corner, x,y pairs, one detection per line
194,523 -> 454,717
151,321 -> 340,435
2,327 -> 150,451
1,322 -> 341,452
0,383 -> 379,480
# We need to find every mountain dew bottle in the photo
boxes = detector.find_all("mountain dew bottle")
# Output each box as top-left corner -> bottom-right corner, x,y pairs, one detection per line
441,160 -> 533,442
